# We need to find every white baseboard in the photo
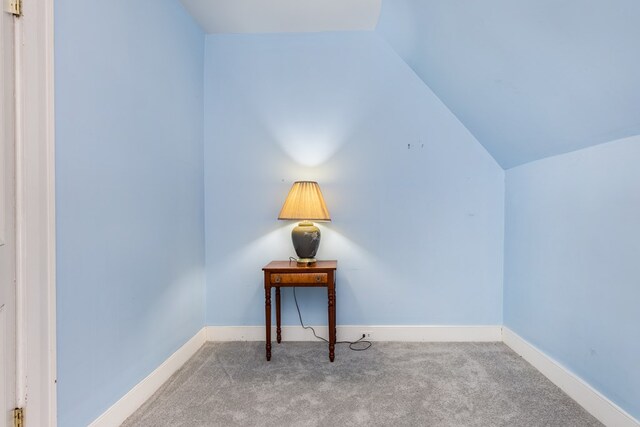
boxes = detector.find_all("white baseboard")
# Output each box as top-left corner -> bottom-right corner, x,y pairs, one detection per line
88,325 -> 638,427
206,325 -> 502,342
88,328 -> 207,427
502,327 -> 639,427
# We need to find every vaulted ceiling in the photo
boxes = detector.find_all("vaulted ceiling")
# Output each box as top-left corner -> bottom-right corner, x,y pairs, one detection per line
376,0 -> 640,168
182,0 -> 640,169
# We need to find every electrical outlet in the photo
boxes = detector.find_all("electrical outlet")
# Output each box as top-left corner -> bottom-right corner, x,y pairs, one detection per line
362,331 -> 372,339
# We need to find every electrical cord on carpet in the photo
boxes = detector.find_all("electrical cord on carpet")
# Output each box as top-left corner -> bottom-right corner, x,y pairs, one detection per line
291,279 -> 372,352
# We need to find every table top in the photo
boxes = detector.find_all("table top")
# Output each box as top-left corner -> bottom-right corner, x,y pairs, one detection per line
263,260 -> 337,271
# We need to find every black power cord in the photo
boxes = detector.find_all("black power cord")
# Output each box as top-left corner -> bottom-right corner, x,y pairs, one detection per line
292,286 -> 372,352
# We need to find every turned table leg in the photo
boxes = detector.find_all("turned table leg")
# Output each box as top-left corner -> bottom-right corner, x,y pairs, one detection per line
276,287 -> 282,343
328,284 -> 336,362
265,284 -> 271,361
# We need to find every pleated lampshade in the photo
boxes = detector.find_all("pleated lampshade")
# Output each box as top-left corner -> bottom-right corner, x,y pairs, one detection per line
278,181 -> 331,221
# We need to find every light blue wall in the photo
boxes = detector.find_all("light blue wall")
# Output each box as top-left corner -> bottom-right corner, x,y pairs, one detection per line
55,1 -> 205,426
376,0 -> 640,168
204,32 -> 504,328
504,135 -> 640,419
52,2 -> 639,422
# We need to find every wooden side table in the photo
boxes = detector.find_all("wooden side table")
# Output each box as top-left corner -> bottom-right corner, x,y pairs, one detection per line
262,260 -> 337,362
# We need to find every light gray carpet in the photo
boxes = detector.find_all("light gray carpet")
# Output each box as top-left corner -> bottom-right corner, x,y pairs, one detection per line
122,342 -> 602,427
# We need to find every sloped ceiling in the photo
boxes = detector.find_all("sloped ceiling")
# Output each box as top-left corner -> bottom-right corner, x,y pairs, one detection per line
377,0 -> 640,168
180,0 -> 381,33
181,0 -> 640,169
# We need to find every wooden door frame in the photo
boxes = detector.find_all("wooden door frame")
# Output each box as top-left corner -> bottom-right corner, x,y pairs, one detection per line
14,0 -> 56,425
1,3 -> 17,426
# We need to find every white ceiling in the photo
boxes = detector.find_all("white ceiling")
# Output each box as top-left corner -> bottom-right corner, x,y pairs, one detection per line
180,0 -> 382,34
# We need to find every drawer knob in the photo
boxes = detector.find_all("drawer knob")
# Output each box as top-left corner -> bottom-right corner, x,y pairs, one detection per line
274,275 -> 281,283
315,275 -> 321,282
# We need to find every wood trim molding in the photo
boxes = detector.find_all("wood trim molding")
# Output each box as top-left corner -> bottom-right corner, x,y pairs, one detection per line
14,0 -> 57,425
88,328 -> 207,427
502,327 -> 639,427
206,325 -> 503,342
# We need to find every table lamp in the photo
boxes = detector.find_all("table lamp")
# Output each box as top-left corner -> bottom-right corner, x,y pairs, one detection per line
278,181 -> 331,266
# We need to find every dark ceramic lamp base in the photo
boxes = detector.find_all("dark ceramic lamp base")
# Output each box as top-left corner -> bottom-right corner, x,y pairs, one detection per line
291,221 -> 321,265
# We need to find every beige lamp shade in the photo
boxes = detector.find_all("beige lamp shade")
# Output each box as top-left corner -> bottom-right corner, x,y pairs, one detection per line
278,181 -> 331,221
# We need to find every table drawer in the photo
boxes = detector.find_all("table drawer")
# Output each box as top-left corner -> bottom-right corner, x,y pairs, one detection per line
271,273 -> 328,284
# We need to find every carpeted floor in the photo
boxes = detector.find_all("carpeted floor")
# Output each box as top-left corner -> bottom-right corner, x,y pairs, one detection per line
122,341 -> 602,427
